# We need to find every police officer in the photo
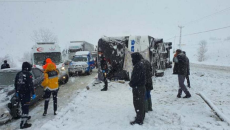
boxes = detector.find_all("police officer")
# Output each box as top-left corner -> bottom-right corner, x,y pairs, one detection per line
42,63 -> 59,116
1,60 -> 10,69
15,62 -> 36,129
100,54 -> 108,91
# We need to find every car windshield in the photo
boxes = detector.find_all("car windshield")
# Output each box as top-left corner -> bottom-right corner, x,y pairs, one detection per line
72,56 -> 87,62
34,52 -> 61,65
0,72 -> 18,86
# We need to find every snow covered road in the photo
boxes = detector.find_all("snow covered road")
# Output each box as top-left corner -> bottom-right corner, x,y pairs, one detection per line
1,64 -> 230,130
37,64 -> 230,130
0,70 -> 98,130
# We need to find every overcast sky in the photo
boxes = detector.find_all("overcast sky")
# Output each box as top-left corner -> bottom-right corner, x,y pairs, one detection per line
0,0 -> 230,58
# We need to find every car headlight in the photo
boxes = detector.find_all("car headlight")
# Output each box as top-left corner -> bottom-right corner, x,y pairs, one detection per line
61,67 -> 65,71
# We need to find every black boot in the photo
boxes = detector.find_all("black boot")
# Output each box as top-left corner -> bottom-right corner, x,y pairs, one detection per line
101,86 -> 107,91
101,81 -> 108,91
54,111 -> 57,115
43,110 -> 47,116
177,89 -> 182,98
183,91 -> 191,98
20,122 -> 32,129
130,120 -> 143,125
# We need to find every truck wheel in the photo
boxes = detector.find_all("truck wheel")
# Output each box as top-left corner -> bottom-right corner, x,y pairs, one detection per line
87,69 -> 92,75
69,72 -> 73,77
64,75 -> 69,84
155,72 -> 164,77
11,103 -> 21,119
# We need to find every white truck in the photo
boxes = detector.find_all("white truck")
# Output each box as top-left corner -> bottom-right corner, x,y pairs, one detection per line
68,41 -> 94,60
31,42 -> 69,84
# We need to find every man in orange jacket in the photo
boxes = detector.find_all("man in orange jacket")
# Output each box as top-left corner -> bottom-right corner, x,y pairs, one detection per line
43,58 -> 56,70
42,63 -> 59,116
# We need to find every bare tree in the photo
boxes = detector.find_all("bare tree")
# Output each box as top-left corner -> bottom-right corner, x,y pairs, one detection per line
32,28 -> 58,43
197,40 -> 208,62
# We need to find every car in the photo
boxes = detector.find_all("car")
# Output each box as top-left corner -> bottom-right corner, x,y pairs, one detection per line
0,67 -> 44,124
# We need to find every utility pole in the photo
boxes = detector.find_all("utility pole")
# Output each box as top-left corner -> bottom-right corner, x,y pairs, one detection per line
178,26 -> 184,49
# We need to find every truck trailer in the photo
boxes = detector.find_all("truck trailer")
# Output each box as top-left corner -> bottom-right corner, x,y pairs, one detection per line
97,36 -> 172,81
68,41 -> 94,59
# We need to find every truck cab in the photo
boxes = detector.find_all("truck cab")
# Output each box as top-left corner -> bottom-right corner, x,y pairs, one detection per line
68,51 -> 95,76
31,42 -> 69,84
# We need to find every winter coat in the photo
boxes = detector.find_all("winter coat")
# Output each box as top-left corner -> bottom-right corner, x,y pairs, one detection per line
100,57 -> 108,72
129,52 -> 146,88
42,63 -> 59,91
185,56 -> 190,75
43,58 -> 56,70
1,63 -> 10,69
173,53 -> 188,75
14,62 -> 34,94
142,59 -> 153,91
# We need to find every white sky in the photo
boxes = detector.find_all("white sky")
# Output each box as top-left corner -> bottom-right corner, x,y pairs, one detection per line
0,0 -> 230,58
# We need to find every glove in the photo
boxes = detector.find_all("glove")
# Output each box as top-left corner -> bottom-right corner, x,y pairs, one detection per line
15,93 -> 19,98
32,94 -> 36,100
102,70 -> 105,73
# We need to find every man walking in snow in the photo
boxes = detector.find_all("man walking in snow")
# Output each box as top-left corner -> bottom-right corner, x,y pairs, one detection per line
173,49 -> 191,98
42,63 -> 59,116
129,52 -> 146,125
1,60 -> 10,69
15,62 -> 36,129
182,51 -> 190,88
100,53 -> 108,91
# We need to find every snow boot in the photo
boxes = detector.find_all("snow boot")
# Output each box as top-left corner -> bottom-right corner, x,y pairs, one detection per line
183,91 -> 191,98
43,110 -> 47,116
20,122 -> 32,129
145,100 -> 148,113
177,89 -> 182,98
148,98 -> 153,111
54,111 -> 57,115
130,120 -> 143,125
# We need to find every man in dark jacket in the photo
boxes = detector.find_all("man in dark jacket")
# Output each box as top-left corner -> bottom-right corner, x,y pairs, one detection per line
129,52 -> 146,125
15,62 -> 36,129
100,54 -> 108,91
141,57 -> 153,113
1,60 -> 10,69
183,51 -> 190,88
173,49 -> 191,98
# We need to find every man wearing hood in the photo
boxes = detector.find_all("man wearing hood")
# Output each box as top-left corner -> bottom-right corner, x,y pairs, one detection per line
140,56 -> 153,113
129,52 -> 146,125
173,49 -> 191,98
43,58 -> 56,70
1,60 -> 10,69
14,62 -> 36,129
100,53 -> 108,91
42,63 -> 59,116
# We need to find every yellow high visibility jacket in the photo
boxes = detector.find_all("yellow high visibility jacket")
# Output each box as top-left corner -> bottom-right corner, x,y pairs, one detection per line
42,63 -> 59,91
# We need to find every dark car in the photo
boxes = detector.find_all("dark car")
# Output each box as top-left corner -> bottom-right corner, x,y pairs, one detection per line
0,67 -> 44,124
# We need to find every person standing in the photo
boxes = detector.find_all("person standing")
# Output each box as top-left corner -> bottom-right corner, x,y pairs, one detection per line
15,62 -> 36,129
100,54 -> 108,91
183,51 -> 190,88
141,56 -> 153,113
129,52 -> 146,125
41,63 -> 59,116
173,49 -> 191,98
1,60 -> 10,69
43,58 -> 56,70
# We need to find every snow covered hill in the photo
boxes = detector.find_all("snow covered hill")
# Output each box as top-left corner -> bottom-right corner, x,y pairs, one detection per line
34,64 -> 230,130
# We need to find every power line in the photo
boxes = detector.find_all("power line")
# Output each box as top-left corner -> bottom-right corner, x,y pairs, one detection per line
183,6 -> 230,26
166,25 -> 230,40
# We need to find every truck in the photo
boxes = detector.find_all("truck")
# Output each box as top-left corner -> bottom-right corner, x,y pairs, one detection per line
31,42 -> 69,84
68,51 -> 95,76
97,36 -> 172,81
68,41 -> 94,59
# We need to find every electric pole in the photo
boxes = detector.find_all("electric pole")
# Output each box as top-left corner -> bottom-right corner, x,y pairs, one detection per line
178,26 -> 184,49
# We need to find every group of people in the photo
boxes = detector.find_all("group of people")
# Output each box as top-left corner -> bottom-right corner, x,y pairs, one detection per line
14,58 -> 59,129
1,48 -> 191,128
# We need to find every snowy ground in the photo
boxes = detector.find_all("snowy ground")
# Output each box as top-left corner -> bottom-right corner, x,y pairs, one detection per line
26,64 -> 230,130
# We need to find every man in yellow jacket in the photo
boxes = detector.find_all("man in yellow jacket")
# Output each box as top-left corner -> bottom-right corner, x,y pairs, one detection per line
41,63 -> 59,116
